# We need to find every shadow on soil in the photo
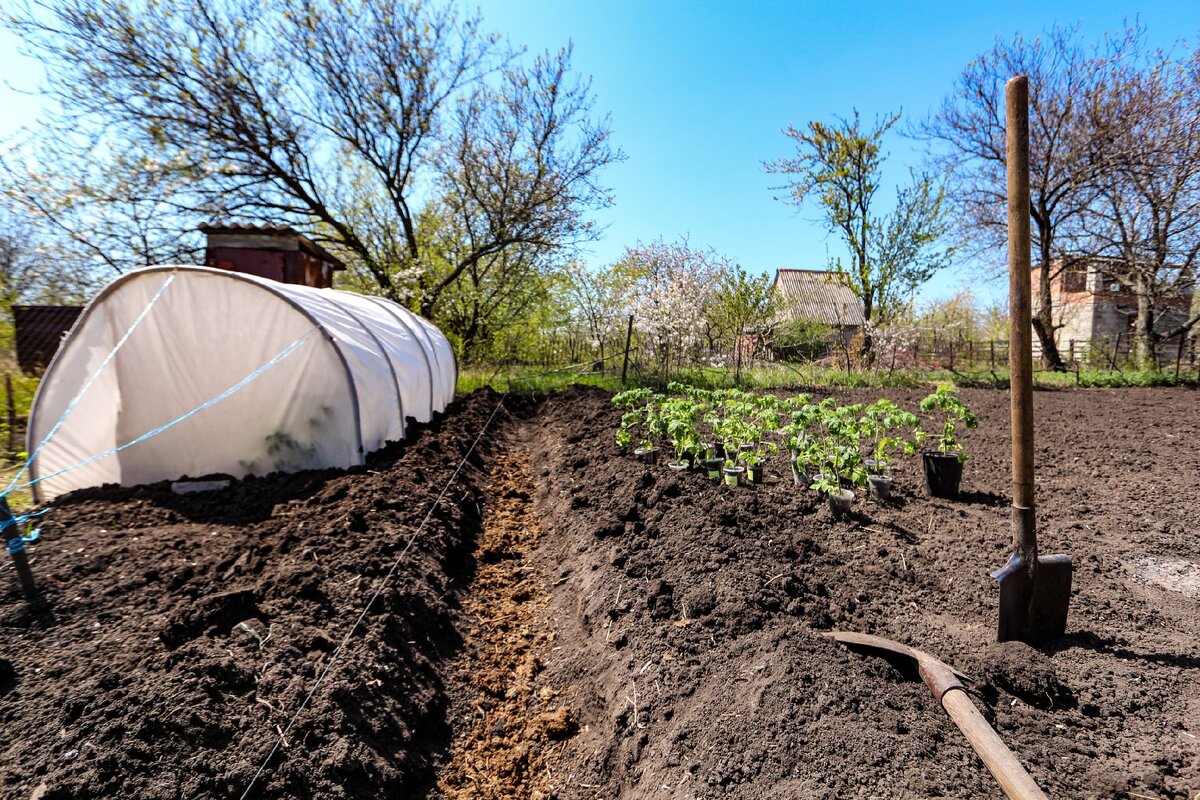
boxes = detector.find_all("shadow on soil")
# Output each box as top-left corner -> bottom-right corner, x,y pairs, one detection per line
1047,631 -> 1200,671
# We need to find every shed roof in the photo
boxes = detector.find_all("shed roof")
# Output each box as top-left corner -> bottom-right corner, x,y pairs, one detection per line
773,269 -> 865,326
198,223 -> 345,269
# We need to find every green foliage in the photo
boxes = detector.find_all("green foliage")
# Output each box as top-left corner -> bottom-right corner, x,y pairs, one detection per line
917,384 -> 978,457
859,398 -> 919,474
769,319 -> 835,363
766,110 -> 956,335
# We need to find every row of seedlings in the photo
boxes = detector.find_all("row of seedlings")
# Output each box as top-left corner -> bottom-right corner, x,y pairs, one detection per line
612,383 -> 978,519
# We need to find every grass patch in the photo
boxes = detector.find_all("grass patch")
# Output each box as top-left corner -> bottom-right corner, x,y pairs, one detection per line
456,366 -> 625,395
0,461 -> 36,512
458,361 -> 1197,397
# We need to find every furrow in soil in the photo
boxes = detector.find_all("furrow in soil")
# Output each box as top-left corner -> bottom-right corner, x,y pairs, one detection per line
436,449 -> 575,800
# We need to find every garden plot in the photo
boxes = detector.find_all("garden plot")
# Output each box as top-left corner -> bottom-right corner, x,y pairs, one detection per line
0,385 -> 1197,800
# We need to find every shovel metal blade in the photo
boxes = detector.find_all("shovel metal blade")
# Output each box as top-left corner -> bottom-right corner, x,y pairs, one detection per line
991,552 -> 1072,643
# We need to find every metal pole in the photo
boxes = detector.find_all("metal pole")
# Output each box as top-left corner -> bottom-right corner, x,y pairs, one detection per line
2,497 -> 37,602
1007,76 -> 1037,567
620,315 -> 634,385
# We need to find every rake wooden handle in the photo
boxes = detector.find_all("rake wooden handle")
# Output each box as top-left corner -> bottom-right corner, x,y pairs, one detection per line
941,688 -> 1049,800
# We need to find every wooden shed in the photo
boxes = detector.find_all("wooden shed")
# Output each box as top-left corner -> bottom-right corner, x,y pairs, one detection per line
13,305 -> 84,377
199,223 -> 345,289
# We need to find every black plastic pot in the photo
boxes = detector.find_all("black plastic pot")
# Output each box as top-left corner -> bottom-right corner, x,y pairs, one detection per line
747,464 -> 764,483
722,465 -> 746,487
923,451 -> 964,498
634,446 -> 659,466
705,457 -> 726,480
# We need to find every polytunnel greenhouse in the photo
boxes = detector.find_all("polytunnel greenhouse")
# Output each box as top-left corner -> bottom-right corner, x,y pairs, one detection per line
26,265 -> 456,501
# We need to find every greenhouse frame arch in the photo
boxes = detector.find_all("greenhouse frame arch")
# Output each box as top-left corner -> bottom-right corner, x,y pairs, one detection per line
26,265 -> 456,501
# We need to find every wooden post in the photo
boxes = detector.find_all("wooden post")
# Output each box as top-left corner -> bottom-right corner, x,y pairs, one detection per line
5,374 -> 15,454
990,339 -> 996,370
620,315 -> 634,385
1174,334 -> 1185,382
1068,339 -> 1074,364
1007,75 -> 1037,566
1109,331 -> 1122,371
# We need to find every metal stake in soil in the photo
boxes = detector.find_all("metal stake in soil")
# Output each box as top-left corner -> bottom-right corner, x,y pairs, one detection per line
2,497 -> 38,602
992,75 -> 1072,643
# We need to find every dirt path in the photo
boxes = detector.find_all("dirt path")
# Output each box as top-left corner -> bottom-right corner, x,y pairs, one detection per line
436,447 -> 575,800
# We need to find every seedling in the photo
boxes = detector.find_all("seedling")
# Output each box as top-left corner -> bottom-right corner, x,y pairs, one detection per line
917,384 -> 979,461
663,398 -> 701,466
860,399 -> 919,476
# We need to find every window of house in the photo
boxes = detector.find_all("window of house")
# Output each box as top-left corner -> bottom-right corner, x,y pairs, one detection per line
1101,274 -> 1127,293
1062,264 -> 1087,292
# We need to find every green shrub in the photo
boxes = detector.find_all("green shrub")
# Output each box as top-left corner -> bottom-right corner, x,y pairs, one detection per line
769,319 -> 834,363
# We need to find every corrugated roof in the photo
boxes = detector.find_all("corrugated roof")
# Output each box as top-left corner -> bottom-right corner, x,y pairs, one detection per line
773,269 -> 865,326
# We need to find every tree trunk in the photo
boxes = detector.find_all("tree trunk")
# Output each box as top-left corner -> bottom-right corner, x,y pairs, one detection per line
1133,278 -> 1156,369
1032,233 -> 1065,370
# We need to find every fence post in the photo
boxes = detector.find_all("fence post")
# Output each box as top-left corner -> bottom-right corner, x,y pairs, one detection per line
1174,334 -> 1185,382
620,315 -> 634,386
989,340 -> 995,370
1068,339 -> 1074,363
5,374 -> 15,454
1109,331 -> 1122,371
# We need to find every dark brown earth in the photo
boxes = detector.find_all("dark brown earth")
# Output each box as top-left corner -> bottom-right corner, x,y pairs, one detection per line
1,385 -> 1197,800
528,386 -> 1200,799
0,389 -> 514,800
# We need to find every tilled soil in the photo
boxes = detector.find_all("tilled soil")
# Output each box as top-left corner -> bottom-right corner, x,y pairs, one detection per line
436,452 -> 573,800
0,389 -> 513,799
528,385 -> 1200,799
1,384 -> 1197,800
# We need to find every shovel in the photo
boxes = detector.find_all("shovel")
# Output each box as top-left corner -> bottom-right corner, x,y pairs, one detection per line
994,75 -> 1072,643
823,630 -> 1048,800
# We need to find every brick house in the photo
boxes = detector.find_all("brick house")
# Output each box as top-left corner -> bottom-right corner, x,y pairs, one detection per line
1035,258 -> 1194,359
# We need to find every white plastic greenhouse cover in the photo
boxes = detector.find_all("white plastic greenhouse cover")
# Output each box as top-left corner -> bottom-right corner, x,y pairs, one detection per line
26,265 -> 457,501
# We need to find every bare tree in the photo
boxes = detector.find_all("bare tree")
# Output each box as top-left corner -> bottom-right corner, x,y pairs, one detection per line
7,0 -> 619,317
0,202 -> 106,310
916,25 -> 1139,369
1078,44 -> 1200,366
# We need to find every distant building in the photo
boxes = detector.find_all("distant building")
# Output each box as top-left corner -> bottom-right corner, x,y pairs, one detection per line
13,305 -> 83,377
199,223 -> 345,289
1036,258 -> 1193,357
772,268 -> 865,339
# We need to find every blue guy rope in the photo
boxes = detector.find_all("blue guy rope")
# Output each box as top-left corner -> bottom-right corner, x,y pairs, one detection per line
7,272 -> 178,496
9,326 -> 322,496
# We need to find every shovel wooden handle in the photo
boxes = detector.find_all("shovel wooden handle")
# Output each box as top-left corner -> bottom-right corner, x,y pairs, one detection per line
942,688 -> 1049,800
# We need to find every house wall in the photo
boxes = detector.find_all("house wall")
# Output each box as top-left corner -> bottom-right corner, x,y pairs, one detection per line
1035,261 -> 1192,356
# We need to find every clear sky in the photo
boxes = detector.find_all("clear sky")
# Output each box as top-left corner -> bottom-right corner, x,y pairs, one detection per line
4,1 -> 1200,306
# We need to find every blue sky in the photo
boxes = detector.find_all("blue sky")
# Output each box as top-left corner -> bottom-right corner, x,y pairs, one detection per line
4,1 -> 1200,306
